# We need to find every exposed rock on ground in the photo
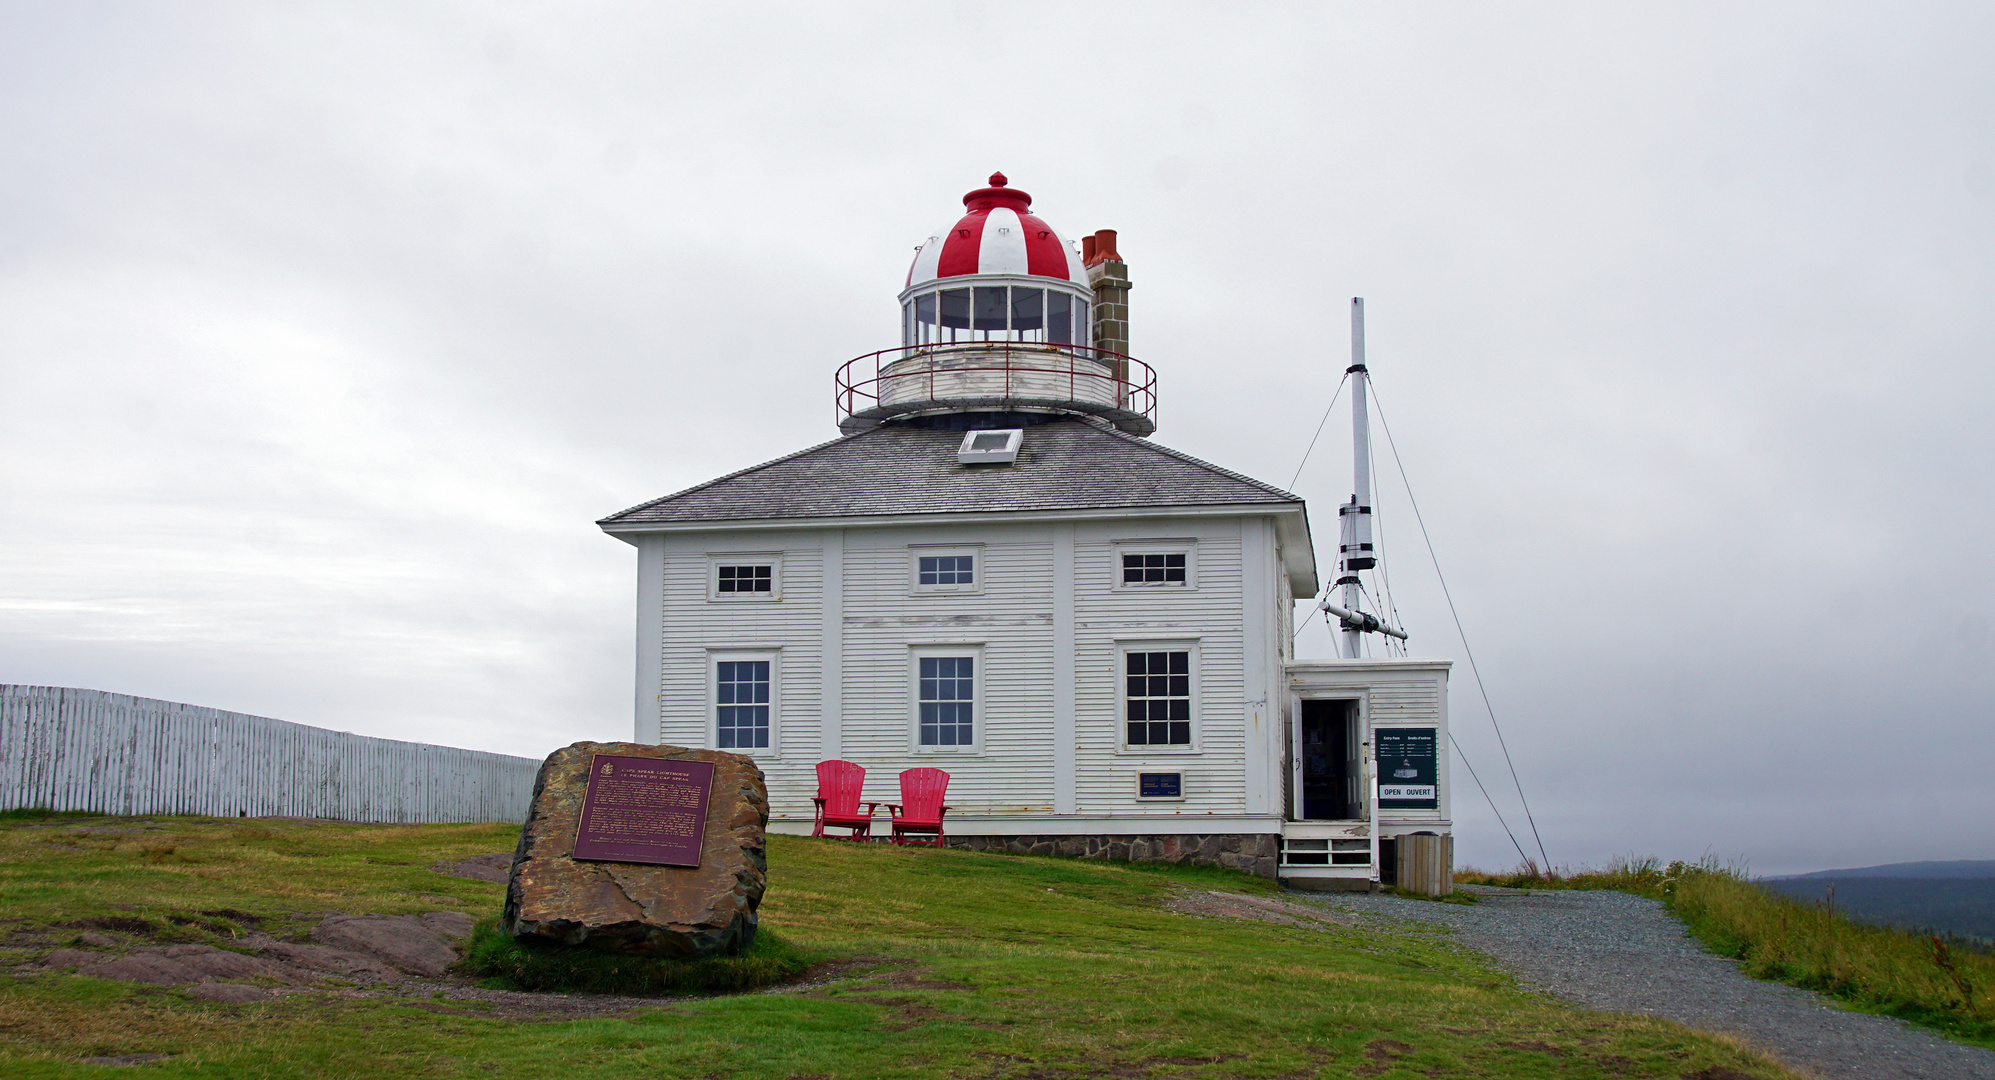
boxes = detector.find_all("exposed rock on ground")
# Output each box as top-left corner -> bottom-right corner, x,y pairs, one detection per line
504,741 -> 768,959
311,914 -> 465,977
34,909 -> 475,996
72,953 -> 207,986
432,852 -> 513,884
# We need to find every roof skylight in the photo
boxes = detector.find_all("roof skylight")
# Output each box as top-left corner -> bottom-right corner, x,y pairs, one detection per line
956,428 -> 1023,466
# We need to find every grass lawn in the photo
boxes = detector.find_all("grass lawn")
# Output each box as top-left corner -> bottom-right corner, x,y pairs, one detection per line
0,814 -> 1801,1078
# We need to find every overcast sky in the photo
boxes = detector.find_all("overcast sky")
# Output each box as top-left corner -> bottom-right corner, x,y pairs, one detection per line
3,3 -> 1990,875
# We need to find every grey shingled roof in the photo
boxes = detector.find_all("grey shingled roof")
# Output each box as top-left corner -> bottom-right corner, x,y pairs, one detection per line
598,418 -> 1301,527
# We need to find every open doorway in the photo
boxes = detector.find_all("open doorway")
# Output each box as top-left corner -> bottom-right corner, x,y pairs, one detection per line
1299,699 -> 1361,820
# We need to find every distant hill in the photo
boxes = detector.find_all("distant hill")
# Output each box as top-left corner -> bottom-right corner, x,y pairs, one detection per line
1773,860 -> 1995,880
1761,876 -> 1995,943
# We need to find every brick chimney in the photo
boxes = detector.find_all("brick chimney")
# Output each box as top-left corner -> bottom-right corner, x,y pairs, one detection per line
1083,229 -> 1130,366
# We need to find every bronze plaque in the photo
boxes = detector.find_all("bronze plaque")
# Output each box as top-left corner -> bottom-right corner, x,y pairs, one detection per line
573,754 -> 715,867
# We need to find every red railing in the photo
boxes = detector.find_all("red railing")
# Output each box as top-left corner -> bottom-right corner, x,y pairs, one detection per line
834,342 -> 1158,428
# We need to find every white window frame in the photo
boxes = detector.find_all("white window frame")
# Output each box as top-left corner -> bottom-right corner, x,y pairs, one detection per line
1115,639 -> 1201,754
708,553 -> 782,602
908,643 -> 984,754
1112,540 -> 1198,590
708,649 -> 779,756
908,544 -> 983,596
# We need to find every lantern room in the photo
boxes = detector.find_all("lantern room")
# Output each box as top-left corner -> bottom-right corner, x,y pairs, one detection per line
837,173 -> 1157,437
899,173 -> 1093,348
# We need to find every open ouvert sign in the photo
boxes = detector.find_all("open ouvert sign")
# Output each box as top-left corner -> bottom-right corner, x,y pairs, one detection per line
1375,728 -> 1438,810
572,754 -> 716,867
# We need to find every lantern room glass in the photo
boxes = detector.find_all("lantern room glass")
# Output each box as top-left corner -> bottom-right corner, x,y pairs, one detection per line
905,285 -> 1090,348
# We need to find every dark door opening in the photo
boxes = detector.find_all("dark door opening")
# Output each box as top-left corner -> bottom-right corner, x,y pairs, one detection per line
1300,699 -> 1358,820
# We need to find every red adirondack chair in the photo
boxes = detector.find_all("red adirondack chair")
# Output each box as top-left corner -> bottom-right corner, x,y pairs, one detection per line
812,760 -> 879,841
887,767 -> 951,847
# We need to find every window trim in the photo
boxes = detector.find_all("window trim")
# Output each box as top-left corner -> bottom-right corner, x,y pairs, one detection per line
708,649 -> 779,756
908,544 -> 984,596
707,553 -> 783,602
1115,639 -> 1201,754
1112,540 -> 1198,590
907,643 -> 985,754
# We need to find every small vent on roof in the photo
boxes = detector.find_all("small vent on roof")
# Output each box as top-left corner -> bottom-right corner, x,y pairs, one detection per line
957,428 -> 1023,465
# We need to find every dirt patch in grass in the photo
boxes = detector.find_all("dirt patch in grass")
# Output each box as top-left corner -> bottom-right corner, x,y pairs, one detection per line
1500,1039 -> 1569,1055
70,916 -> 156,936
369,981 -> 689,1020
1162,889 -> 1354,929
430,852 -> 513,884
876,966 -> 973,991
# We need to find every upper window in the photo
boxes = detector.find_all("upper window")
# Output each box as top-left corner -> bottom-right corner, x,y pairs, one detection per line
714,657 -> 772,751
709,555 -> 781,601
1125,649 -> 1192,747
1123,552 -> 1186,585
1114,543 -> 1196,589
910,546 -> 981,594
717,565 -> 771,593
919,555 -> 974,586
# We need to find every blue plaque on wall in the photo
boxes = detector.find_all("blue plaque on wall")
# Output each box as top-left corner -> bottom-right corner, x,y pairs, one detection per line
1138,772 -> 1183,799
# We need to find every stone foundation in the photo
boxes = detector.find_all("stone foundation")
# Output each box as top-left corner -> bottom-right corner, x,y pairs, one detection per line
944,832 -> 1279,880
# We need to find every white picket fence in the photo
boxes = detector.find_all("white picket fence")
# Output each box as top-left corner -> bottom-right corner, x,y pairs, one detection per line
0,685 -> 540,823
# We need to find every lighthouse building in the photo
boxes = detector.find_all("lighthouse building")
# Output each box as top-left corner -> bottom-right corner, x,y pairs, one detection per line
598,175 -> 1452,889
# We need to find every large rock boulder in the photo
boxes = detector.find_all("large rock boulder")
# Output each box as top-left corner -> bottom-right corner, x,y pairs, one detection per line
503,741 -> 767,958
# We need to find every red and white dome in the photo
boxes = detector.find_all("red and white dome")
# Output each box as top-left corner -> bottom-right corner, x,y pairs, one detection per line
905,173 -> 1087,289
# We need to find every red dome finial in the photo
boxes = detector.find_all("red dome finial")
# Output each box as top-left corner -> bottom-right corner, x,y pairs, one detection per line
963,173 -> 1030,211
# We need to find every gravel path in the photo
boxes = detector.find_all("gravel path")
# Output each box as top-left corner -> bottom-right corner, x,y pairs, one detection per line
1289,885 -> 1995,1080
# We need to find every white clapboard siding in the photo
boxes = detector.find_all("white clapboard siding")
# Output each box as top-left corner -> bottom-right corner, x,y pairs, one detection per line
656,541 -> 824,754
643,517 -> 1278,826
0,686 -> 538,822
837,534 -> 1058,814
1368,681 -> 1442,725
1072,528 -> 1251,815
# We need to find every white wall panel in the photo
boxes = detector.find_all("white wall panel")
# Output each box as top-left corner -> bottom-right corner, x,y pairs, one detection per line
633,513 -> 1297,832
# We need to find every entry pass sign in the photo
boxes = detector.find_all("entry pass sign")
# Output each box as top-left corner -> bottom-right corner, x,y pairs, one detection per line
1376,728 -> 1439,810
573,754 -> 715,867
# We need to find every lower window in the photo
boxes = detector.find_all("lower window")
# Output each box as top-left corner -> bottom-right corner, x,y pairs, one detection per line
1126,649 -> 1191,746
917,655 -> 975,746
715,659 -> 770,749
